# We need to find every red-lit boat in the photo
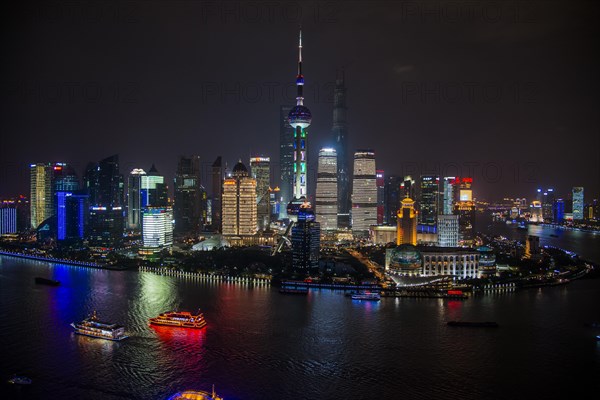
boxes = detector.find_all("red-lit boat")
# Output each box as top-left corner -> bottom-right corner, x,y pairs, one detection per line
149,310 -> 207,329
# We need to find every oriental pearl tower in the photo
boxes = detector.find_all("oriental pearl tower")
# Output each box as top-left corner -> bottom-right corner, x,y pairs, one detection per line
286,28 -> 312,220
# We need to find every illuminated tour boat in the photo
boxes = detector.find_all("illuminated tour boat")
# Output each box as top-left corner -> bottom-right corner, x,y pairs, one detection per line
166,387 -> 223,400
71,312 -> 128,341
149,310 -> 207,329
351,291 -> 381,301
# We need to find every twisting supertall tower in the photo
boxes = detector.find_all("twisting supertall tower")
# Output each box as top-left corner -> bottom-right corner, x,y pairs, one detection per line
287,28 -> 312,218
332,70 -> 350,227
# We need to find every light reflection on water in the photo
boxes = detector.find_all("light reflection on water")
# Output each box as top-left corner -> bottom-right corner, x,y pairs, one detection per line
1,255 -> 599,399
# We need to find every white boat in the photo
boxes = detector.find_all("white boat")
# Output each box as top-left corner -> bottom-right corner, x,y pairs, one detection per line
71,311 -> 128,341
351,291 -> 381,301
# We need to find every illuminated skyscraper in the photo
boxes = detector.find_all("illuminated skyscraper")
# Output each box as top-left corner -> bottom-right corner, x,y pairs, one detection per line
211,156 -> 224,231
418,175 -> 439,227
400,176 -> 416,199
438,214 -> 459,247
351,150 -> 377,235
441,177 -> 457,215
553,198 -> 565,222
384,175 -> 402,225
542,188 -> 555,222
453,177 -> 475,243
56,191 -> 88,242
84,155 -> 125,247
53,164 -> 79,192
141,165 -> 168,208
572,187 -> 584,220
174,156 -> 205,234
292,205 -> 320,269
222,161 -> 257,237
250,156 -> 271,231
315,148 -> 337,230
142,207 -> 173,249
376,170 -> 385,225
30,163 -> 53,229
396,197 -> 417,246
127,168 -> 146,230
0,202 -> 17,235
287,29 -> 312,218
279,105 -> 294,219
332,70 -> 350,227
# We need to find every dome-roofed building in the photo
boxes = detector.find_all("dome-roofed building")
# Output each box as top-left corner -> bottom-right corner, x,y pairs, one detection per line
385,244 -> 481,283
385,243 -> 423,277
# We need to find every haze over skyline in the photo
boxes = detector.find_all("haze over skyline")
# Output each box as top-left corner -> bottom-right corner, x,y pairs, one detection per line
1,0 -> 598,200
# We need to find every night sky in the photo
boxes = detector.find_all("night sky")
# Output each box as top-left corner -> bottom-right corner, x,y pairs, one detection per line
1,0 -> 599,201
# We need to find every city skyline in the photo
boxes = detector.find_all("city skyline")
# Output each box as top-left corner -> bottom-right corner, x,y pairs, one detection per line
1,1 -> 598,201
1,3 -> 599,399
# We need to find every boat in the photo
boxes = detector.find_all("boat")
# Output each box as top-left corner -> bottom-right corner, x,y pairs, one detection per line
8,375 -> 32,385
167,386 -> 223,400
34,277 -> 60,286
71,311 -> 128,341
149,309 -> 207,329
351,291 -> 381,301
447,321 -> 498,328
279,286 -> 308,294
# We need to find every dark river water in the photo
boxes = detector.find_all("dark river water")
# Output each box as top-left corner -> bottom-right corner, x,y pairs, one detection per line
1,223 -> 600,399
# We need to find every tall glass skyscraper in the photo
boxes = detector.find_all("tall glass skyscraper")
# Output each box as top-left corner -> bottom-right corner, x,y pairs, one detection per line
250,156 -> 271,231
211,156 -> 223,231
53,164 -> 79,192
142,207 -> 173,249
441,177 -> 457,215
56,191 -> 88,242
572,187 -> 584,220
292,205 -> 320,269
418,175 -> 439,227
222,161 -> 257,236
174,155 -> 205,234
0,202 -> 17,235
30,163 -> 53,229
542,188 -> 555,222
376,170 -> 385,225
351,150 -> 377,235
438,214 -> 459,247
400,176 -> 416,199
84,154 -> 125,247
127,168 -> 146,230
454,178 -> 475,243
141,165 -> 168,208
315,148 -> 337,231
332,70 -> 350,227
384,175 -> 402,225
53,164 -> 85,242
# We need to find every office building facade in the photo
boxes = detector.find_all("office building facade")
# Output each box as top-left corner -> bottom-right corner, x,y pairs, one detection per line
351,150 -> 377,235
315,148 -> 337,231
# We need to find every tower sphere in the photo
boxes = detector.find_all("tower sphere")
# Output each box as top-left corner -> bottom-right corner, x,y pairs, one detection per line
288,105 -> 312,129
